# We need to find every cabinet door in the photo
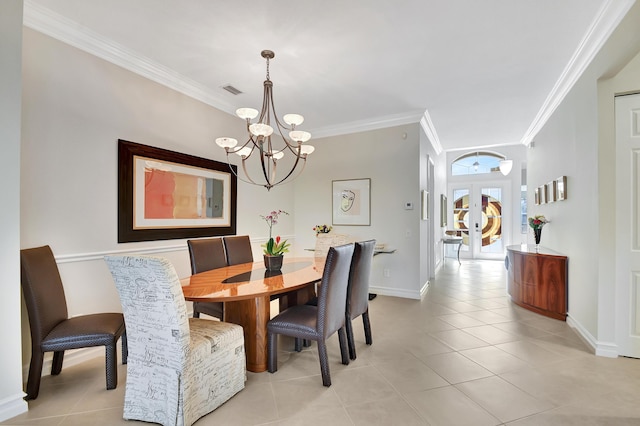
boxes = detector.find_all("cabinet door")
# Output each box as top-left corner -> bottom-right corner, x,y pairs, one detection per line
534,257 -> 567,315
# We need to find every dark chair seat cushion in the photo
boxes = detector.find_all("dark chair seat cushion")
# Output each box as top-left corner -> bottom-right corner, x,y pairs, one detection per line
267,305 -> 319,339
41,313 -> 125,351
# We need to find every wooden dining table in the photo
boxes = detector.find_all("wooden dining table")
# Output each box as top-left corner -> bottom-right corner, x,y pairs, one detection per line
180,257 -> 323,372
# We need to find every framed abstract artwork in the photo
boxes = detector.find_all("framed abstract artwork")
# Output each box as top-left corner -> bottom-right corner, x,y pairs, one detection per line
118,139 -> 237,242
332,178 -> 371,226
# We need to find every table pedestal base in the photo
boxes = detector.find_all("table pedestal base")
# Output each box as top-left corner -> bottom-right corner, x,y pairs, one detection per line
224,296 -> 270,373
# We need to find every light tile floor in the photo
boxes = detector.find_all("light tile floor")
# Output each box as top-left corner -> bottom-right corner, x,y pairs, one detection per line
5,260 -> 640,425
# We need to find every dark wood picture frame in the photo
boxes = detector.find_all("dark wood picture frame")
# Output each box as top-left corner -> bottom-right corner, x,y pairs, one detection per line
118,139 -> 237,243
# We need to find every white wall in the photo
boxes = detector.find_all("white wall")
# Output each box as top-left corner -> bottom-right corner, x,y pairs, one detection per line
0,1 -> 29,421
18,28 -> 294,378
527,2 -> 640,353
293,124 -> 445,299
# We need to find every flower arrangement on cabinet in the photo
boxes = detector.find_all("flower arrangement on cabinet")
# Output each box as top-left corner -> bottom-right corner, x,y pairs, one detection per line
528,215 -> 549,247
313,224 -> 332,236
260,210 -> 291,256
527,215 -> 549,230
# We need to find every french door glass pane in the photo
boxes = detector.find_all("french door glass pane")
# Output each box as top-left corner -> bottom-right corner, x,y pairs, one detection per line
452,189 -> 470,249
480,187 -> 503,254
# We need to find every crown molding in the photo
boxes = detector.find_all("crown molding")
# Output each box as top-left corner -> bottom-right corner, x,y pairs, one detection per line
309,110 -> 424,139
420,110 -> 443,155
520,0 -> 636,146
23,0 -> 236,115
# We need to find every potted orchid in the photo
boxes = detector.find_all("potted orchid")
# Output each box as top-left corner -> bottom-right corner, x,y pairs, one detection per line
260,210 -> 291,271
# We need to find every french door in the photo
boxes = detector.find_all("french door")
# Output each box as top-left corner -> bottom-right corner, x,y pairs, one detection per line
451,183 -> 508,260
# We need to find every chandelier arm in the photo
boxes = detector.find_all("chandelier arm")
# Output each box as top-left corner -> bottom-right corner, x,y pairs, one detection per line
222,151 -> 257,186
258,138 -> 274,189
271,150 -> 304,187
240,157 -> 262,187
272,157 -> 307,187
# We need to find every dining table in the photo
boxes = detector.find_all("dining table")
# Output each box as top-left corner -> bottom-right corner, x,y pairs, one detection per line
180,257 -> 323,372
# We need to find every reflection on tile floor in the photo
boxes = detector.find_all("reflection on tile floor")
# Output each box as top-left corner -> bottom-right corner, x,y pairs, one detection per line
4,260 -> 640,425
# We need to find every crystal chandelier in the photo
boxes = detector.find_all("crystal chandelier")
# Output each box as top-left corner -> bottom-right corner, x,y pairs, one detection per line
215,50 -> 314,191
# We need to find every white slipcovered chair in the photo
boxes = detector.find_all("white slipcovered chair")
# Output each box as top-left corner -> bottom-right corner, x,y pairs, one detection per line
104,255 -> 246,426
314,233 -> 354,259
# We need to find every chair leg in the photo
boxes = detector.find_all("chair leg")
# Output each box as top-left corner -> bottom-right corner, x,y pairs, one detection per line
25,350 -> 44,400
317,341 -> 332,387
338,327 -> 350,365
121,332 -> 128,365
267,332 -> 278,373
51,351 -> 64,375
345,316 -> 356,360
105,343 -> 117,390
294,338 -> 303,352
363,310 -> 372,345
304,339 -> 311,347
193,310 -> 200,318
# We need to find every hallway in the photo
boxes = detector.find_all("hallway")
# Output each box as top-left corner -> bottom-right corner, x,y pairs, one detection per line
4,260 -> 640,425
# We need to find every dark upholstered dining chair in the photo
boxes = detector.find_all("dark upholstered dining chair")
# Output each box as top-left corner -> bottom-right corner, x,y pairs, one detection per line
187,238 -> 226,319
223,235 -> 254,265
20,245 -> 127,400
267,243 -> 354,386
345,239 -> 376,360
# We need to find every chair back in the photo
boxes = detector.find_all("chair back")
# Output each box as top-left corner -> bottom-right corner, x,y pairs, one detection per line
314,234 -> 353,259
316,243 -> 355,339
187,237 -> 227,274
104,255 -> 189,370
223,235 -> 254,265
20,245 -> 69,347
347,240 -> 376,320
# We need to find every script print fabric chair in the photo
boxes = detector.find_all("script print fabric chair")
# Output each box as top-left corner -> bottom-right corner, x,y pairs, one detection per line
222,235 -> 254,265
345,240 -> 376,360
20,245 -> 127,400
105,255 -> 246,426
187,238 -> 226,319
267,243 -> 354,387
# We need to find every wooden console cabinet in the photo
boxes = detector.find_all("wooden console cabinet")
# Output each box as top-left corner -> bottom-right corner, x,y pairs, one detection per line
505,245 -> 568,320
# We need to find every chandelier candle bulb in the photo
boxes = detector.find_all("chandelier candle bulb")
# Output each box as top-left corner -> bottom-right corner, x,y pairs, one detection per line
215,137 -> 238,148
283,114 -> 304,126
289,130 -> 312,143
234,146 -> 252,157
236,108 -> 259,120
249,123 -> 274,137
300,145 -> 315,155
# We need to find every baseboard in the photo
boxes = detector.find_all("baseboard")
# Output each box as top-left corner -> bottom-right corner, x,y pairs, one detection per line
566,314 -> 618,358
0,393 -> 28,423
368,285 -> 422,300
420,280 -> 430,297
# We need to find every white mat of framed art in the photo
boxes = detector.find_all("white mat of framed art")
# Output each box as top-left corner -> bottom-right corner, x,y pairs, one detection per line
332,178 -> 370,226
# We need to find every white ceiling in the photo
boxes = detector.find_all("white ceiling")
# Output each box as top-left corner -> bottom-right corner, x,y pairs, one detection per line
25,0 -> 629,152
